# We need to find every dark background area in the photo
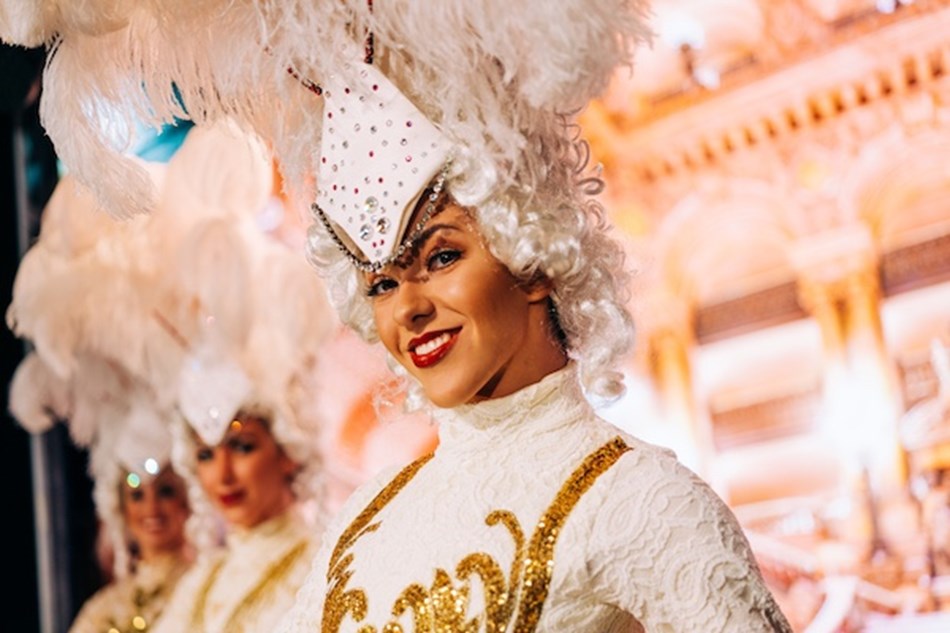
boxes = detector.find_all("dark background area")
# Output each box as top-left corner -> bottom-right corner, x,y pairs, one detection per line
2,43 -> 101,633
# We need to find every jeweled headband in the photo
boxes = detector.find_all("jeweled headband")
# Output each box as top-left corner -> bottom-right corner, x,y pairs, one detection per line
311,61 -> 454,273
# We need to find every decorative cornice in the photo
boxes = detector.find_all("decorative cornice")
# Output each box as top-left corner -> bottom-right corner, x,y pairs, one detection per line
634,0 -> 949,120
589,7 -> 950,185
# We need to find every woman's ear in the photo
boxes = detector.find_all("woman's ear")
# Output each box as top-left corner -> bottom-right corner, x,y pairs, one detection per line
521,275 -> 554,303
280,452 -> 301,481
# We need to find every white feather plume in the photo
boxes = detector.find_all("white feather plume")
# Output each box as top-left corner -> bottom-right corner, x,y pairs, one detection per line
0,1 -> 57,47
17,1 -> 651,220
8,352 -> 70,434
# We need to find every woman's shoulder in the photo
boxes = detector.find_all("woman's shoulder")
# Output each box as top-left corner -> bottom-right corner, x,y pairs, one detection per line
584,415 -> 678,468
68,581 -> 124,633
584,418 -> 732,519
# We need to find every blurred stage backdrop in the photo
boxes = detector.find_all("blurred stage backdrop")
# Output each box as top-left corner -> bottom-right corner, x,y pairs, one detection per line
4,1 -> 950,632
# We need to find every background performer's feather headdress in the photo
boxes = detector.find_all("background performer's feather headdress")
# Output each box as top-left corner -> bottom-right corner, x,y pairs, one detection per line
7,119 -> 336,558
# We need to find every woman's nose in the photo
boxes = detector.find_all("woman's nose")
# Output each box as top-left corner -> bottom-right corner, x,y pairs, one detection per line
210,450 -> 235,484
141,488 -> 161,513
393,279 -> 435,328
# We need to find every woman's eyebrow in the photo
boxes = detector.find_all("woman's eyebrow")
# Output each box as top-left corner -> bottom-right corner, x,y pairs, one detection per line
413,223 -> 462,249
385,222 -> 463,271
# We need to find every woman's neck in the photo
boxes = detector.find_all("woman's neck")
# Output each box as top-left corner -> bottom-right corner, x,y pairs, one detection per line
471,303 -> 568,403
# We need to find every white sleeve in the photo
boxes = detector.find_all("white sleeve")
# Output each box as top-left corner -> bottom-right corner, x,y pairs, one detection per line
585,447 -> 793,633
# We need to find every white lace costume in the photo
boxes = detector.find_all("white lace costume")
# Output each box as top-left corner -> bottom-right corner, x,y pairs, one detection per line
281,367 -> 792,632
68,554 -> 189,633
153,513 -> 317,633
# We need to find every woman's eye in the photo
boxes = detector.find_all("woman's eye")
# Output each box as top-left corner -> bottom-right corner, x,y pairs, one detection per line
196,447 -> 213,462
427,248 -> 460,271
228,438 -> 257,454
128,489 -> 144,502
367,277 -> 397,297
157,484 -> 178,499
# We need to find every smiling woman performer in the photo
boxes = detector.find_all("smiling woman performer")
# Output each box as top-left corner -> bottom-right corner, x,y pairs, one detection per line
150,390 -> 321,633
70,399 -> 192,633
146,131 -> 329,633
70,431 -> 191,633
9,354 -> 192,633
277,5 -> 793,633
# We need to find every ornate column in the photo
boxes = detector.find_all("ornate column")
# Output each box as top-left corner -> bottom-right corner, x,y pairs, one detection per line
644,288 -> 711,473
797,275 -> 847,370
841,265 -> 907,493
792,226 -> 905,497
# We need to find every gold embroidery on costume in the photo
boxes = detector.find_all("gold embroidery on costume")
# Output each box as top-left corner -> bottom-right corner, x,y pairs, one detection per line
324,454 -> 436,632
102,581 -> 173,632
190,539 -> 309,631
322,437 -> 630,633
513,437 -> 628,632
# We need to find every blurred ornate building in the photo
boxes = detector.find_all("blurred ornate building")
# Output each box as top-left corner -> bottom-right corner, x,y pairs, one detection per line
582,0 -> 950,630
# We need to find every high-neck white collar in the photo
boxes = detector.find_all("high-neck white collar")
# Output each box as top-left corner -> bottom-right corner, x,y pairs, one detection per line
227,509 -> 301,549
434,364 -> 591,455
134,552 -> 188,589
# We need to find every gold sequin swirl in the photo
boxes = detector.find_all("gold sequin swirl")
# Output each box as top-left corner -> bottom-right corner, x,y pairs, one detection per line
190,539 -> 309,632
321,438 -> 630,632
324,454 -> 435,632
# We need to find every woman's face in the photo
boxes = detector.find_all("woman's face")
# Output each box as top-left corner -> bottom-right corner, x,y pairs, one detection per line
121,466 -> 189,560
366,203 -> 566,408
194,416 -> 298,529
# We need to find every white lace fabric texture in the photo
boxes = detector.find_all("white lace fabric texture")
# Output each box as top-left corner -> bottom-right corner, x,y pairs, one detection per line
68,554 -> 189,633
153,511 -> 318,633
280,366 -> 793,632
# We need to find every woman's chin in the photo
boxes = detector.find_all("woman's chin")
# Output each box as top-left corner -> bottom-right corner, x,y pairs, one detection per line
426,391 -> 462,409
422,383 -> 474,409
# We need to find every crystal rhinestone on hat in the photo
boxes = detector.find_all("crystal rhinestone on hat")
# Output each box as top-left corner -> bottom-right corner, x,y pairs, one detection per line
314,61 -> 453,270
178,351 -> 253,446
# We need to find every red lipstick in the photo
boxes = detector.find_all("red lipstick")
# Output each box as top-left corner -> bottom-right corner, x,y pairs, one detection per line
408,329 -> 459,368
219,491 -> 245,507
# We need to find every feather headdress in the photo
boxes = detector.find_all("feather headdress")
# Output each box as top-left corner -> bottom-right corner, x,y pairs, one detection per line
6,156 -> 185,577
145,121 -> 335,547
0,1 -> 650,217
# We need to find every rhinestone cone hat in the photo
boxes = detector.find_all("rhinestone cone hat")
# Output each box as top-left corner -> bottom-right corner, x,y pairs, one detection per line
313,62 -> 453,272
